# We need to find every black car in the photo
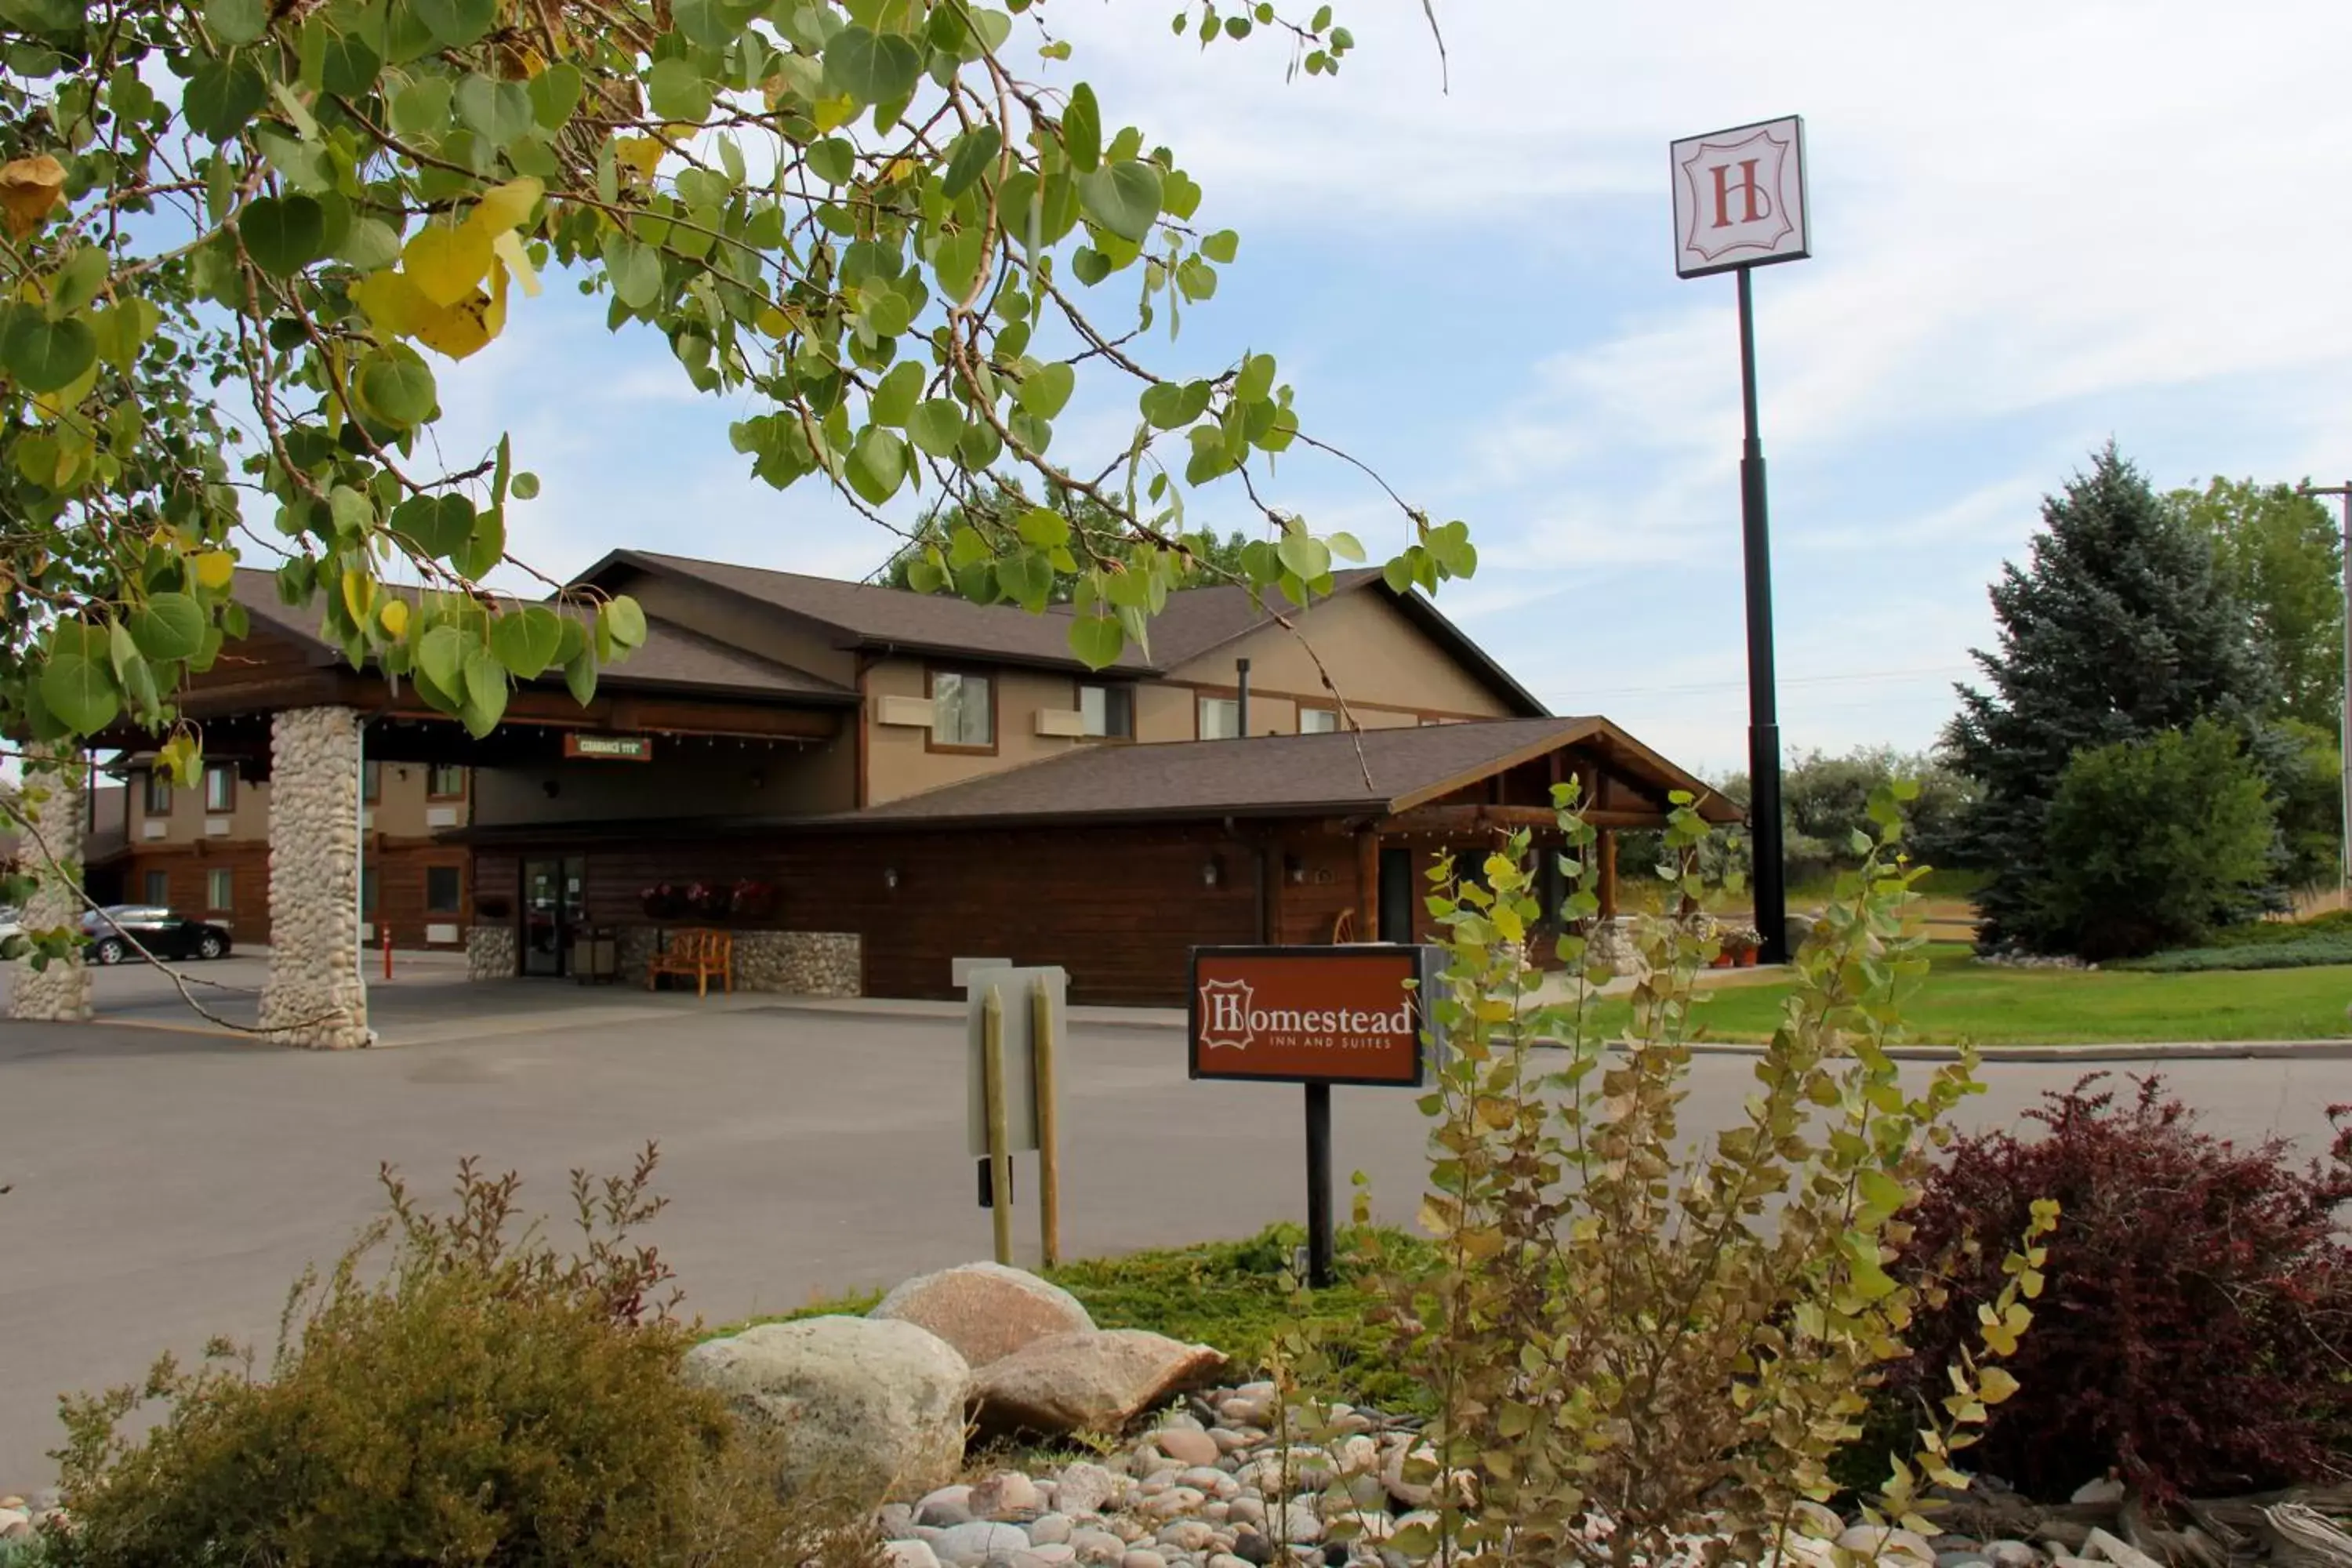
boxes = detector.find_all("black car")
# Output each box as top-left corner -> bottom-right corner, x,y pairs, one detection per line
80,906 -> 234,964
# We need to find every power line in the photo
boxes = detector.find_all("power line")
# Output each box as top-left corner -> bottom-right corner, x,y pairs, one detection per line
1552,664 -> 1972,700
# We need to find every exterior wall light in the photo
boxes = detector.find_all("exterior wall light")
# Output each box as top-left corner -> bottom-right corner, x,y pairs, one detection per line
1201,858 -> 1221,887
884,866 -> 900,891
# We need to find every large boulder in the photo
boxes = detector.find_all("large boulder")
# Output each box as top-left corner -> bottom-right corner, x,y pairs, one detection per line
682,1316 -> 971,1500
973,1329 -> 1227,1439
871,1261 -> 1095,1368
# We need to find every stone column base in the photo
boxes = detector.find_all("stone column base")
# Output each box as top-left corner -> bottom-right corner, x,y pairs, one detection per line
466,924 -> 517,980
5,748 -> 93,1023
258,707 -> 370,1049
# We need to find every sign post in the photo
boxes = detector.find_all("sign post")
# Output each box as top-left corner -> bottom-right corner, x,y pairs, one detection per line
1189,945 -> 1440,1287
966,965 -> 1065,1265
1671,114 -> 1811,964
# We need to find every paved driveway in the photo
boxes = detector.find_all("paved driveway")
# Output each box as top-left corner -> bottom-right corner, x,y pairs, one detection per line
4,984 -> 2350,1490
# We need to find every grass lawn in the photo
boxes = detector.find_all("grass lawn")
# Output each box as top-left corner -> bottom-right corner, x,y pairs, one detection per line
1588,942 -> 2352,1045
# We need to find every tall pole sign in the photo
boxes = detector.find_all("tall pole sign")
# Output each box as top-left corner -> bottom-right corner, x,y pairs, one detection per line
1671,115 -> 1811,965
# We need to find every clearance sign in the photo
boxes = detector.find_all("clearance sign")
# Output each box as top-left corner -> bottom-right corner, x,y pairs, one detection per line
1187,946 -> 1438,1088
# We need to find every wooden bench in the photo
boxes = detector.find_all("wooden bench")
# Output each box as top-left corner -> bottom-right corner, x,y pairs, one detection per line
646,928 -> 732,996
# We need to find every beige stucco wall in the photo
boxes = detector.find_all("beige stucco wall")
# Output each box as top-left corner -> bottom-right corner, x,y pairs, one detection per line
862,655 -> 1102,805
472,739 -> 851,825
610,571 -> 858,685
364,764 -> 470,837
1165,591 -> 1515,725
129,762 -> 473,848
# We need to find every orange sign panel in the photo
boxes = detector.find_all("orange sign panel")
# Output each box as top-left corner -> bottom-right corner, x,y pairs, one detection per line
1188,946 -> 1437,1087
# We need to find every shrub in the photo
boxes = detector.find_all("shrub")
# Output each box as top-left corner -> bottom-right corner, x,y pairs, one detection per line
48,1149 -> 862,1568
2106,934 -> 2352,972
1345,785 -> 2052,1566
1892,1076 -> 2352,1502
2033,719 -> 2277,960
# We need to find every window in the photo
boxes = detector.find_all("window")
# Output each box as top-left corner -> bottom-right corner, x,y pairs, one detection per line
362,760 -> 382,803
425,865 -> 464,915
427,763 -> 466,800
361,866 -> 378,915
142,769 -> 171,815
143,869 -> 169,906
928,670 -> 995,750
1197,696 -> 1240,740
205,868 -> 232,911
1299,707 -> 1340,735
202,765 -> 234,812
1079,684 -> 1133,739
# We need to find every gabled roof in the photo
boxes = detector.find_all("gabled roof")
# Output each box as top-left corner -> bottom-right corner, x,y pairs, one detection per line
840,717 -> 1738,829
568,549 -> 1547,716
227,571 -> 855,705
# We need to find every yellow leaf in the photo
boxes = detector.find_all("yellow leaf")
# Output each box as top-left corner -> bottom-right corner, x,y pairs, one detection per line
0,154 -> 65,238
340,568 -> 373,625
409,262 -> 506,361
490,229 -> 542,297
885,156 -> 915,183
192,550 -> 235,590
1415,1192 -> 1457,1240
473,176 -> 543,234
378,597 -> 409,641
31,356 -> 99,419
756,305 -> 790,336
350,268 -> 429,337
1978,1366 -> 2020,1404
811,93 -> 856,132
613,136 -> 665,183
403,221 -> 494,308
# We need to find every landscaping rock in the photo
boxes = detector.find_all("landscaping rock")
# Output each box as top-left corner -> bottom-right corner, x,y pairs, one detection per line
1030,1513 -> 1076,1546
975,1329 -> 1229,1438
1838,1525 -> 1937,1565
1985,1541 -> 2042,1568
935,1521 -> 1035,1566
971,1471 -> 1045,1522
1073,1529 -> 1129,1564
872,1261 -> 1096,1368
920,1486 -> 978,1528
681,1315 -> 971,1500
1232,1530 -> 1276,1565
1056,1462 -> 1120,1516
887,1542 -> 945,1568
1152,1426 -> 1221,1467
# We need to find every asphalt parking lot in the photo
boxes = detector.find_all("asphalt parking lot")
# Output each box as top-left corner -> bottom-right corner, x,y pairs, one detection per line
5,965 -> 2350,1489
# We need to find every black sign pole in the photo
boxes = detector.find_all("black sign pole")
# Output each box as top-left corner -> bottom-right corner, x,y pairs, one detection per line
1735,263 -> 1788,965
1304,1081 -> 1334,1288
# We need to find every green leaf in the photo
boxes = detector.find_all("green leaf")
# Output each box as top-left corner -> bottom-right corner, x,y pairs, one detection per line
1017,361 -> 1073,419
1276,532 -> 1330,583
808,136 -> 855,186
318,31 -> 381,95
389,493 -> 474,559
847,424 -> 909,504
511,470 -> 540,500
455,74 -> 535,147
1017,507 -> 1069,550
822,25 -> 920,105
1201,229 -> 1239,263
88,297 -> 158,372
907,399 -> 964,459
2,313 -> 95,394
489,604 -> 564,677
563,649 -> 597,706
1067,614 -> 1123,670
1236,350 -> 1276,405
1327,531 -> 1366,564
942,125 -> 1001,198
528,61 -> 582,129
40,650 -> 118,735
1070,246 -> 1112,287
1077,159 -> 1162,243
1060,82 -> 1101,172
238,195 -> 325,278
358,350 -> 436,427
931,229 -> 986,301
408,0 -> 493,49
601,594 -> 648,650
647,56 -> 713,122
869,360 -> 923,426
205,0 -> 268,45
50,245 -> 108,314
416,623 -> 466,691
457,506 -> 505,581
184,57 -> 268,142
460,644 -> 508,736
603,233 -> 662,310
129,593 -> 206,661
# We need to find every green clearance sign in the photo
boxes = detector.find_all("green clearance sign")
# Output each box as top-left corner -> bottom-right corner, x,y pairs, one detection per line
564,733 -> 654,762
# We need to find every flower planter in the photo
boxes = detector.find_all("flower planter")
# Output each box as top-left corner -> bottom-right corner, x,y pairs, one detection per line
1735,948 -> 1759,968
640,884 -> 686,920
1710,953 -> 1735,970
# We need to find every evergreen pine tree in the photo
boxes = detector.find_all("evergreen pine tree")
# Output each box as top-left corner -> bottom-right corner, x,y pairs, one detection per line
1945,444 -> 2274,951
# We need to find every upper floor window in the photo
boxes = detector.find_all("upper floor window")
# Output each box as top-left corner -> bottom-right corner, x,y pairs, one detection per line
1198,696 -> 1240,740
427,763 -> 467,800
929,670 -> 995,750
203,765 -> 235,813
1300,707 -> 1340,735
142,769 -> 172,815
1080,684 -> 1133,739
362,760 -> 382,803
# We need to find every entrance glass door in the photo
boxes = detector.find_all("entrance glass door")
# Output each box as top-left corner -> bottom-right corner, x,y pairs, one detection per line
521,855 -> 585,976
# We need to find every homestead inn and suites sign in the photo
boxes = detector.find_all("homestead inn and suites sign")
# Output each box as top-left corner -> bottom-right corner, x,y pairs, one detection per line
1189,946 -> 1435,1087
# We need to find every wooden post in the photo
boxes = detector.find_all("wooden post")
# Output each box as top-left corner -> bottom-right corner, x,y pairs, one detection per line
982,986 -> 1013,1266
1032,974 -> 1061,1269
1597,829 -> 1619,920
1355,829 -> 1379,945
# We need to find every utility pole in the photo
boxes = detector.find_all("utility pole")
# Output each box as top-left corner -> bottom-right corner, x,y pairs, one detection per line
2298,481 -> 2352,910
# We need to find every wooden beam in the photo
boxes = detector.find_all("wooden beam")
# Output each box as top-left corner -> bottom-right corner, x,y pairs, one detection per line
1597,829 -> 1618,919
1355,827 -> 1378,944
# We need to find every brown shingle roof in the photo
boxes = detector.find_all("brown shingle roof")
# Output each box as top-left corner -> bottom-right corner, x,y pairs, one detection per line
839,717 -> 1730,828
227,570 -> 854,704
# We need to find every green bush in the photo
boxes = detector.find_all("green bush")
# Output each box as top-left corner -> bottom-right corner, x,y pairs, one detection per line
2209,908 -> 2352,947
2032,719 -> 2278,960
2108,935 -> 2352,972
48,1149 -> 862,1568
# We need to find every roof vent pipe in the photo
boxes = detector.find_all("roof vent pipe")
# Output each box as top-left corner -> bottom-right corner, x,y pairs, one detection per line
1236,658 -> 1250,739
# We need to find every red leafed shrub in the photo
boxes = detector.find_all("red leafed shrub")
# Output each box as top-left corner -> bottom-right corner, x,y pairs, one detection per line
1891,1075 -> 2352,1503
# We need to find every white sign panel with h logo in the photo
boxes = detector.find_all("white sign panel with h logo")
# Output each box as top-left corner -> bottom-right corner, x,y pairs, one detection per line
1671,115 -> 1809,278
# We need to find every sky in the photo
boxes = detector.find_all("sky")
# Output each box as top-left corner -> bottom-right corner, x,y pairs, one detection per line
410,0 -> 2352,775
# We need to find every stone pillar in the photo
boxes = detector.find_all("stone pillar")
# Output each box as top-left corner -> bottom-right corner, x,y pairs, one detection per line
257,706 -> 371,1048
5,745 -> 93,1022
